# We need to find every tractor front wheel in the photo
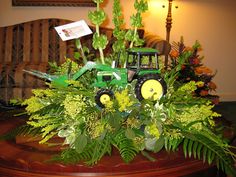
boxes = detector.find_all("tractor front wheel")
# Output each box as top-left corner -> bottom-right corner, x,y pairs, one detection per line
95,89 -> 114,108
135,74 -> 166,101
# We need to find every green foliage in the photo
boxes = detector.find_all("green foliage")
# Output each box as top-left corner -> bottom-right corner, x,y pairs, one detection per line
74,39 -> 89,64
127,0 -> 148,48
169,37 -> 219,102
1,2 -> 235,176
92,33 -> 108,50
48,58 -> 81,75
55,134 -> 112,165
164,136 -> 183,152
88,10 -> 106,26
112,0 -> 127,66
88,1 -> 107,64
4,54 -> 235,175
0,124 -> 41,141
182,131 -> 236,176
112,129 -> 139,163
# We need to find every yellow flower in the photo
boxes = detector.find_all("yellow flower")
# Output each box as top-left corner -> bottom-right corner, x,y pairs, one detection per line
22,97 -> 44,113
103,100 -> 115,113
63,94 -> 86,119
126,117 -> 141,129
115,89 -> 134,112
196,81 -> 204,88
87,120 -> 106,139
145,124 -> 160,139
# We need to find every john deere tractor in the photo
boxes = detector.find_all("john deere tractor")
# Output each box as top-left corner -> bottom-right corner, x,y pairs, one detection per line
26,47 -> 166,107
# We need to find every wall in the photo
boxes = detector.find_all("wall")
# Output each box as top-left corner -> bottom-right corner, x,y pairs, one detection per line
0,0 -> 236,101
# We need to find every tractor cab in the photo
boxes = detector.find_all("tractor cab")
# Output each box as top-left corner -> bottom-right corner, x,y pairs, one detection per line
125,47 -> 160,82
126,48 -> 159,70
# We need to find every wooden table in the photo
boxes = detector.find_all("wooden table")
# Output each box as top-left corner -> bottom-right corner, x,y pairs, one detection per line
0,110 -> 216,177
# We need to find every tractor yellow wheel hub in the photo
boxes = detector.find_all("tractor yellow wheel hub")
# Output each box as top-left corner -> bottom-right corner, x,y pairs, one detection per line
141,79 -> 163,100
100,94 -> 111,104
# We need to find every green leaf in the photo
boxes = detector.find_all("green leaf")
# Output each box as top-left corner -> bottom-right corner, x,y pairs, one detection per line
153,136 -> 164,153
74,52 -> 81,59
193,141 -> 199,159
82,46 -> 90,54
75,39 -> 81,49
0,124 -> 41,141
74,134 -> 87,153
92,33 -> 108,50
88,10 -> 106,26
183,138 -> 188,158
183,130 -> 236,176
207,149 -> 213,165
188,139 -> 193,158
145,137 -> 157,151
125,30 -> 134,42
125,128 -> 135,139
108,113 -> 121,129
202,146 -> 207,163
141,151 -> 156,162
197,143 -> 203,159
112,129 -> 139,163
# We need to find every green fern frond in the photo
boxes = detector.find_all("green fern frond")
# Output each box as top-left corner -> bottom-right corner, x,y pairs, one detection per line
165,137 -> 183,151
55,135 -> 112,165
55,141 -> 97,164
0,124 -> 41,141
33,103 -> 63,116
86,135 -> 112,165
182,132 -> 236,176
112,129 -> 139,163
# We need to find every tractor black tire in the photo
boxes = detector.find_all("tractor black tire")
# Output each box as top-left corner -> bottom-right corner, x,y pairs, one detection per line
95,89 -> 114,108
135,74 -> 167,101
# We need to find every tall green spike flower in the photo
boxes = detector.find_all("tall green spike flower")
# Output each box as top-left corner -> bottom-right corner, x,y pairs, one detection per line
88,0 -> 108,64
126,0 -> 148,48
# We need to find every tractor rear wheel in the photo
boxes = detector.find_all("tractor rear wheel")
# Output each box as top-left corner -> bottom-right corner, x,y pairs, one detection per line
95,89 -> 114,108
135,74 -> 166,101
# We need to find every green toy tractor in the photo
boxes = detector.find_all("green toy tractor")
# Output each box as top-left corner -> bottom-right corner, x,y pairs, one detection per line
25,47 -> 166,107
94,48 -> 167,107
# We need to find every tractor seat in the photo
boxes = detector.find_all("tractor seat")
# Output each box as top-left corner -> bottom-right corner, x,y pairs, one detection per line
128,70 -> 136,82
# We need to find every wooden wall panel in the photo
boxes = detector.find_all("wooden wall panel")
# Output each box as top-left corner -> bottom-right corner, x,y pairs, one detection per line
32,21 -> 40,64
5,26 -> 13,63
41,19 -> 49,63
0,28 -> 4,63
59,20 -> 67,64
23,23 -> 31,63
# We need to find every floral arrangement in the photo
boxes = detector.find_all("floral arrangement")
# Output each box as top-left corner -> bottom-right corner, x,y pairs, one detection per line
2,0 -> 236,176
169,37 -> 219,104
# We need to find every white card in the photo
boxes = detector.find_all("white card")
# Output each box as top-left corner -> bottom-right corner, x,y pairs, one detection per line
55,20 -> 92,41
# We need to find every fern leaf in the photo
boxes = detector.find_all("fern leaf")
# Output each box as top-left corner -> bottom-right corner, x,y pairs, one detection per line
193,141 -> 198,159
202,146 -> 207,163
183,131 -> 236,176
197,143 -> 203,159
172,138 -> 182,151
183,138 -> 188,158
164,136 -> 183,152
207,148 -> 213,165
112,129 -> 139,163
0,124 -> 41,141
188,139 -> 194,158
57,141 -> 97,164
209,151 -> 216,164
87,136 -> 112,165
